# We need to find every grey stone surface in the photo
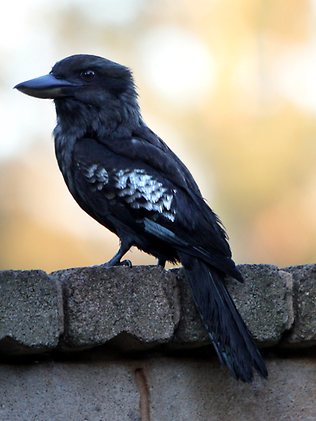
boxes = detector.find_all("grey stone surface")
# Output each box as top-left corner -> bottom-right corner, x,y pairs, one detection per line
149,356 -> 316,421
0,270 -> 63,354
0,265 -> 314,420
0,263 -> 314,355
174,264 -> 294,346
0,355 -> 315,421
172,268 -> 208,345
52,265 -> 180,349
232,265 -> 294,344
283,264 -> 316,346
0,360 -> 140,421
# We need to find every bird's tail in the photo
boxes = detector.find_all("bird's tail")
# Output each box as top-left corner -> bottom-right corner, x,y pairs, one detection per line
179,254 -> 268,382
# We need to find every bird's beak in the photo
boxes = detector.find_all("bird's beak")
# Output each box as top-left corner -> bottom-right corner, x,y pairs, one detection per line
14,73 -> 78,99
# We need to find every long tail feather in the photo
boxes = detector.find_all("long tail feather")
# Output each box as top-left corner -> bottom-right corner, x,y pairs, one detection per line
180,255 -> 268,382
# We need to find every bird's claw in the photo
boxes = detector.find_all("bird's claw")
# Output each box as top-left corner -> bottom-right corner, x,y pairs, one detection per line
119,259 -> 132,267
101,259 -> 132,269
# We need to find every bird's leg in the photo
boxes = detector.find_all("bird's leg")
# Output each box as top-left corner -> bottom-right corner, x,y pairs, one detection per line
157,258 -> 166,268
101,241 -> 132,268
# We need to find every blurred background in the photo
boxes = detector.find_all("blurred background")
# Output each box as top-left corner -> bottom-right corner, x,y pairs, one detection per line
1,0 -> 316,271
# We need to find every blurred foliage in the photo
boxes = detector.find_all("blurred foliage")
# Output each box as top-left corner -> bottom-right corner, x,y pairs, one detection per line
1,0 -> 315,270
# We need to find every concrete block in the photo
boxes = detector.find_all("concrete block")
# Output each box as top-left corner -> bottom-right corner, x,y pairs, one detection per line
0,360 -> 140,421
232,265 -> 294,344
52,265 -> 180,350
0,355 -> 315,420
283,264 -> 316,346
172,268 -> 208,346
149,356 -> 316,421
174,264 -> 294,346
0,270 -> 63,354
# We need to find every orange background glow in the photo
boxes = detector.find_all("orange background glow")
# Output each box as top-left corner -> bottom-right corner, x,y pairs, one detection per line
1,0 -> 315,271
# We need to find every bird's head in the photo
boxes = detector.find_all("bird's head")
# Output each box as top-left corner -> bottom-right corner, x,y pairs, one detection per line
15,54 -> 141,135
15,54 -> 135,104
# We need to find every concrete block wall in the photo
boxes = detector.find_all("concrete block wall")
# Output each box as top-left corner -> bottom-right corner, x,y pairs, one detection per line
0,264 -> 315,420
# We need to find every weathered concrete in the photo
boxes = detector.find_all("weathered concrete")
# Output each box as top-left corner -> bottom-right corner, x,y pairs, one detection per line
0,270 -> 63,354
52,265 -> 180,350
231,265 -> 294,344
283,264 -> 316,347
172,268 -> 208,345
173,264 -> 294,347
0,359 -> 139,421
149,356 -> 316,421
0,264 -> 314,355
0,264 -> 315,419
0,355 -> 315,421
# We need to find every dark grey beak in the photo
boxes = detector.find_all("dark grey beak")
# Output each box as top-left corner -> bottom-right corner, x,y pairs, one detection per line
14,73 -> 78,99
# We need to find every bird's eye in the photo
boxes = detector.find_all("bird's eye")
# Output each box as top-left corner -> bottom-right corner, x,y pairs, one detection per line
80,70 -> 95,81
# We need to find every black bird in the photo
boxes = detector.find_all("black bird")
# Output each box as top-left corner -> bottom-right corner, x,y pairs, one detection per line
15,54 -> 267,382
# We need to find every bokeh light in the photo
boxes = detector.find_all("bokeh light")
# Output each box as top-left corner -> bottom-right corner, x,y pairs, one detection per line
1,0 -> 315,271
139,26 -> 216,105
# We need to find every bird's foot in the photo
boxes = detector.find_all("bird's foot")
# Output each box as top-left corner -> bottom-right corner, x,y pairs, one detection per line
118,259 -> 132,268
157,258 -> 166,268
100,259 -> 132,269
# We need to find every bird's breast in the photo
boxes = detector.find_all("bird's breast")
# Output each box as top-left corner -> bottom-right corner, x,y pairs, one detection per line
54,129 -> 78,195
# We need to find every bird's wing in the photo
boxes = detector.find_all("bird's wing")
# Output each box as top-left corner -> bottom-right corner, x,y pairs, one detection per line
99,133 -> 199,197
101,130 -> 230,241
72,136 -> 237,275
132,125 -> 203,196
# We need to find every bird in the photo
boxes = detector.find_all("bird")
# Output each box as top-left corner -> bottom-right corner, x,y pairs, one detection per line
15,54 -> 267,382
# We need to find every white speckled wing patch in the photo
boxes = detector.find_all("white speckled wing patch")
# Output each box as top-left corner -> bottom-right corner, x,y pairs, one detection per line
115,169 -> 176,221
83,164 -> 109,191
84,165 -> 176,221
